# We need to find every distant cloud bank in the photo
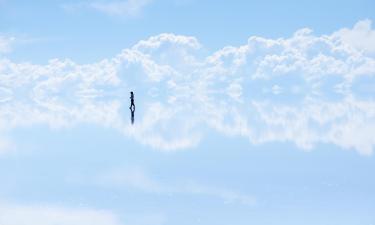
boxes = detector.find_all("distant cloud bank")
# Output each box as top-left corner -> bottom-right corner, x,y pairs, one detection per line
0,202 -> 122,225
1,20 -> 375,155
62,0 -> 154,17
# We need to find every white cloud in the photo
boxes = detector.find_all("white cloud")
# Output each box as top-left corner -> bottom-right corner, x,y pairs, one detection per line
62,0 -> 154,17
91,0 -> 153,17
0,203 -> 122,225
0,86 -> 13,102
132,33 -> 201,50
333,19 -> 375,54
0,35 -> 15,54
0,20 -> 375,155
0,137 -> 13,156
96,168 -> 256,205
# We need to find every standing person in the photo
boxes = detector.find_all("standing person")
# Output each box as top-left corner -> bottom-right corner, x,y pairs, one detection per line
129,91 -> 135,111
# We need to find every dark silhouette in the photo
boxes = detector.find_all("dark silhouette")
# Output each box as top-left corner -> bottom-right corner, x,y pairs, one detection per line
131,109 -> 135,124
130,91 -> 135,124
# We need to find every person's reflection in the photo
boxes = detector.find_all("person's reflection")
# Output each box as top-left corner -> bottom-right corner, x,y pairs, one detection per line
129,91 -> 135,124
131,109 -> 135,124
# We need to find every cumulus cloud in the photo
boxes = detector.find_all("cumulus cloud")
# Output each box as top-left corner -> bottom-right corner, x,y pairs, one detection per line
0,203 -> 122,225
0,20 -> 375,154
333,19 -> 375,54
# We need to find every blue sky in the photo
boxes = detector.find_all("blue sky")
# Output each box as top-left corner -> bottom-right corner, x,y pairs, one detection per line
0,0 -> 375,225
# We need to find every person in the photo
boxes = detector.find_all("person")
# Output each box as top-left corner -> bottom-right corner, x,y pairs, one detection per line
129,91 -> 135,111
